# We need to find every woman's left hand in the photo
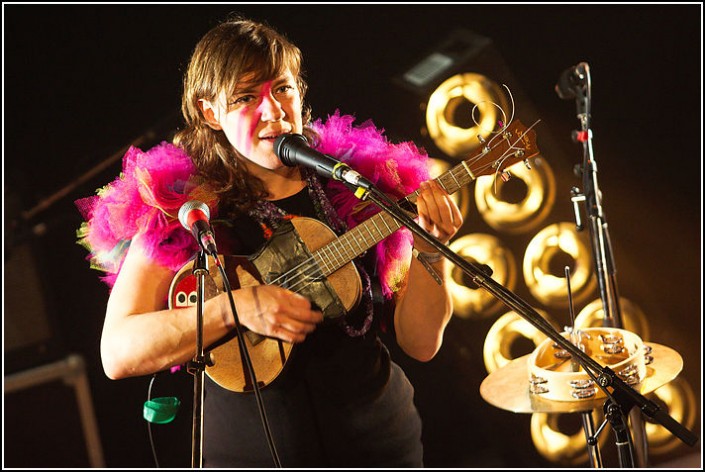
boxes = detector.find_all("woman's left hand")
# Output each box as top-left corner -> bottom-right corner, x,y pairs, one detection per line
414,179 -> 464,251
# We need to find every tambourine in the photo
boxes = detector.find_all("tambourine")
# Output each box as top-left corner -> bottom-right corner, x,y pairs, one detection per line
527,327 -> 648,402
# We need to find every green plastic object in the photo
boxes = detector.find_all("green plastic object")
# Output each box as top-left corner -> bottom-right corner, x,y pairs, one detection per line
143,396 -> 180,424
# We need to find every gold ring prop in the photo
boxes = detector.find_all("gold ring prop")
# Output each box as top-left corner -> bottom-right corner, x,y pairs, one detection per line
530,409 -> 608,465
573,297 -> 650,342
475,155 -> 555,234
523,222 -> 596,308
645,376 -> 697,456
444,233 -> 516,319
425,73 -> 510,158
483,310 -> 557,374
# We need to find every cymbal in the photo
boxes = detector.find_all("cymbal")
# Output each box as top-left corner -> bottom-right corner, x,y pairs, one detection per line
480,343 -> 683,414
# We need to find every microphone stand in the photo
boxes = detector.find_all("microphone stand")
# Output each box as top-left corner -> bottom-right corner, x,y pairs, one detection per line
560,62 -> 647,466
186,249 -> 209,468
353,183 -> 698,467
185,248 -> 283,468
563,63 -> 624,330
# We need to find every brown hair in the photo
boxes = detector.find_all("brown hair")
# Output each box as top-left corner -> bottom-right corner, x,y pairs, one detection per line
173,16 -> 312,213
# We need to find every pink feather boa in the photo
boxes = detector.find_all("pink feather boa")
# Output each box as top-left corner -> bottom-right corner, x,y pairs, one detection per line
311,112 -> 430,298
76,112 -> 430,297
75,142 -> 218,287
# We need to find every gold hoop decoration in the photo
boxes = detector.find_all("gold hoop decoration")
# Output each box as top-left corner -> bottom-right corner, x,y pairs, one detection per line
475,156 -> 556,234
574,297 -> 650,341
444,233 -> 516,319
425,73 -> 509,158
523,222 -> 596,308
483,310 -> 557,374
645,377 -> 697,456
531,409 -> 609,465
428,158 -> 471,218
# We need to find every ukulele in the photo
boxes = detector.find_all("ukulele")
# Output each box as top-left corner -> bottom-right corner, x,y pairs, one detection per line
168,120 -> 540,392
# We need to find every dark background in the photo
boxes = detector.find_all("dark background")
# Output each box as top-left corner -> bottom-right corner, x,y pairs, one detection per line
3,4 -> 702,468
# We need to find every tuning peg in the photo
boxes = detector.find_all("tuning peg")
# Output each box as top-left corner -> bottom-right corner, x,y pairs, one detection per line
524,158 -> 532,170
500,170 -> 512,182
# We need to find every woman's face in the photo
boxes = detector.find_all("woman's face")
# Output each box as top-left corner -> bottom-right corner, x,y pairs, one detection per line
200,69 -> 303,173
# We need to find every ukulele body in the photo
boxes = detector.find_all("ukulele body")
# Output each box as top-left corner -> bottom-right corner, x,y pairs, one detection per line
169,217 -> 362,392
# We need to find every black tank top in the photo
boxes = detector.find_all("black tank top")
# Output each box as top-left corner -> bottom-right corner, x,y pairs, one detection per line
202,187 -> 422,467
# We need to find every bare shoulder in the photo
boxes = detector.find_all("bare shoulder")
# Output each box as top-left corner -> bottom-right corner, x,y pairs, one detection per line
107,236 -> 177,315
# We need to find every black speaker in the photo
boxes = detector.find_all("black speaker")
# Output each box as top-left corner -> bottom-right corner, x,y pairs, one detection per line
391,28 -> 569,164
4,187 -> 66,374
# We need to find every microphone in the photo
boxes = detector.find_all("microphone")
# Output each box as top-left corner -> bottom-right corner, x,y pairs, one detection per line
555,63 -> 587,100
274,133 -> 374,190
178,201 -> 218,255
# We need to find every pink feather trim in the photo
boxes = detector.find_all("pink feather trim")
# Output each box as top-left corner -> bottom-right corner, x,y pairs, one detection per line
75,142 -> 217,287
78,114 -> 430,298
311,111 -> 431,298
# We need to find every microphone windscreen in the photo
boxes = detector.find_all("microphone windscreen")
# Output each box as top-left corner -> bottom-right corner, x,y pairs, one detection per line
178,201 -> 210,230
274,133 -> 308,167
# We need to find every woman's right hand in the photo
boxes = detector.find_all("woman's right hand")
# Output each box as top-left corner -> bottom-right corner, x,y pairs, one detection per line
231,285 -> 323,343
